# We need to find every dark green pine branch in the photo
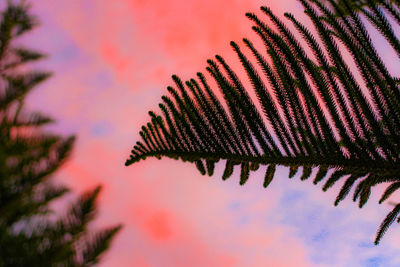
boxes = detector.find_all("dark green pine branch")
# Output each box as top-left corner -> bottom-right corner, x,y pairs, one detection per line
126,0 -> 400,245
0,1 -> 121,265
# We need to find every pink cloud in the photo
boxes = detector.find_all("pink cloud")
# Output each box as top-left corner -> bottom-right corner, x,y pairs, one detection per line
143,210 -> 174,241
28,0 -> 323,266
56,137 -> 313,266
101,42 -> 130,73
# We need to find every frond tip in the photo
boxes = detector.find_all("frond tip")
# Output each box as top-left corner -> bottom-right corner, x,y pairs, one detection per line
263,164 -> 276,188
375,204 -> 400,245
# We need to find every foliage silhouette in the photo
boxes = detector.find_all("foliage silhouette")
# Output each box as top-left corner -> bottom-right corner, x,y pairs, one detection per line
126,0 -> 400,245
0,1 -> 121,266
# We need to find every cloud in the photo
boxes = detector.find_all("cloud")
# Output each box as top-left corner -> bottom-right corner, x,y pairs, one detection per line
27,0 -> 400,266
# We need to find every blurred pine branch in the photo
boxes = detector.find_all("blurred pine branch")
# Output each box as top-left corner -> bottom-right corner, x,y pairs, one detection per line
0,1 -> 121,266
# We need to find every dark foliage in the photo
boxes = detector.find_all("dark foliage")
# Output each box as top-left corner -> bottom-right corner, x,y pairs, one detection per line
0,1 -> 121,266
126,0 -> 400,245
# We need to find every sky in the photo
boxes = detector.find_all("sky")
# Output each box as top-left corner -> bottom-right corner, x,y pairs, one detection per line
22,0 -> 400,266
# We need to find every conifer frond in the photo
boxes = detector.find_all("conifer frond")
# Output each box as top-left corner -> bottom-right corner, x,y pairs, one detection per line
126,0 -> 400,244
0,1 -> 120,264
76,224 -> 123,267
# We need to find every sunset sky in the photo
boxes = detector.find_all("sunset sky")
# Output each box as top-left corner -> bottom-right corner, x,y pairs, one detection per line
24,0 -> 400,266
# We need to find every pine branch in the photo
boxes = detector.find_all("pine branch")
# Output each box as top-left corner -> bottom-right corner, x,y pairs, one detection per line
126,0 -> 400,245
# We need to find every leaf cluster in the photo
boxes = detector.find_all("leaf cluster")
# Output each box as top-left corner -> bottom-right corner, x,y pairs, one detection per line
0,1 -> 121,266
127,0 -> 400,244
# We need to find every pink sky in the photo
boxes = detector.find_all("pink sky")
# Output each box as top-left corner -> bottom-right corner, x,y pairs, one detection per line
25,1 -> 400,266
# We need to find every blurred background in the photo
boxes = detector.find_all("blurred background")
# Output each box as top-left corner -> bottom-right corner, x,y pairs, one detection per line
25,0 -> 400,266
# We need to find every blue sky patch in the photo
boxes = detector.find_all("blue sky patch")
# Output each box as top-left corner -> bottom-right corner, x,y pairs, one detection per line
91,121 -> 113,137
